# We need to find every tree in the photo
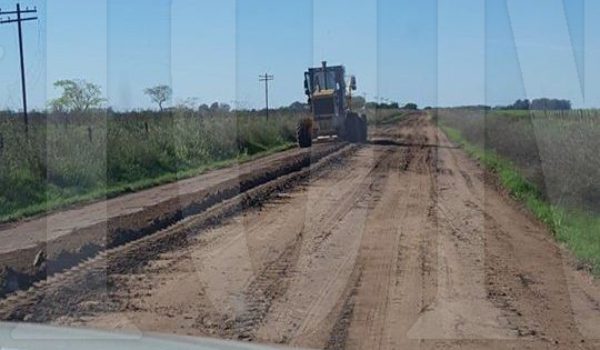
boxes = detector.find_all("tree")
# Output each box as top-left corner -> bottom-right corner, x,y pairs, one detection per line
144,85 -> 172,111
198,104 -> 210,112
501,98 -> 570,111
530,98 -> 571,111
512,99 -> 530,110
289,101 -> 309,111
403,103 -> 418,110
365,102 -> 379,109
220,103 -> 231,113
50,79 -> 105,113
204,102 -> 231,113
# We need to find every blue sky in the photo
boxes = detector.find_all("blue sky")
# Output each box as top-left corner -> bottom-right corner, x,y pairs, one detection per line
0,0 -> 598,111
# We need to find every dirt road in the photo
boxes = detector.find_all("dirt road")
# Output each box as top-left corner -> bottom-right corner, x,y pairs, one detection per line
0,142 -> 344,296
2,114 -> 600,349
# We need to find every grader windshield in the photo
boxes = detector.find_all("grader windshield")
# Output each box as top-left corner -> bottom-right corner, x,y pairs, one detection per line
310,71 -> 337,91
304,62 -> 347,120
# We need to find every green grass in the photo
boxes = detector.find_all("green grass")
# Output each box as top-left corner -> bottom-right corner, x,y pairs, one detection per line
0,142 -> 295,224
441,123 -> 600,274
0,109 -> 303,224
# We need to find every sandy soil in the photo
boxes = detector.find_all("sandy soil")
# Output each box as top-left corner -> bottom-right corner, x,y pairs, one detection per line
0,142 -> 343,282
5,114 -> 600,349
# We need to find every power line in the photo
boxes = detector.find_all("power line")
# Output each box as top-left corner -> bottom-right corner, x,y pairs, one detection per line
259,73 -> 274,120
0,3 -> 38,135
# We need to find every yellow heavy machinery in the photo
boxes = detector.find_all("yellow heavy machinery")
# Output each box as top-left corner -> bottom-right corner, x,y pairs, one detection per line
298,61 -> 367,148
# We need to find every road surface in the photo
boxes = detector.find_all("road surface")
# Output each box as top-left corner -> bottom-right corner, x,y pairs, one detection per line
2,114 -> 600,349
0,142 -> 343,286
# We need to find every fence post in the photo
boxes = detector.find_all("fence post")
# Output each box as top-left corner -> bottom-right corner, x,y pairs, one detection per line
87,126 -> 93,143
0,133 -> 3,154
145,121 -> 149,134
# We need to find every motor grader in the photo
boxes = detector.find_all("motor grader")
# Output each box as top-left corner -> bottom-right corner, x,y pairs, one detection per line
297,61 -> 367,148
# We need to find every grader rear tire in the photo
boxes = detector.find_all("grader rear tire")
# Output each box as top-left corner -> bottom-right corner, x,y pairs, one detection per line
344,113 -> 361,143
359,114 -> 368,143
297,121 -> 313,148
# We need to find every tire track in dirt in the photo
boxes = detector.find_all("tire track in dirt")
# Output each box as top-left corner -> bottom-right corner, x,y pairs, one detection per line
405,125 -> 525,346
0,145 -> 358,324
324,268 -> 363,350
232,152 -> 393,335
222,232 -> 304,341
292,151 -> 395,329
0,143 -> 348,299
422,127 -> 594,349
252,147 -> 398,347
5,144 -> 388,340
4,113 -> 600,349
341,117 -> 438,350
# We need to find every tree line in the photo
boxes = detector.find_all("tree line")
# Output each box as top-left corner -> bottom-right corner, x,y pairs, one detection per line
497,98 -> 572,111
17,79 -> 577,114
38,79 -> 420,114
1,78 -> 423,116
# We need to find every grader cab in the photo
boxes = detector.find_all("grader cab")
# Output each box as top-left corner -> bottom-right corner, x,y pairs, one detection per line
297,61 -> 367,148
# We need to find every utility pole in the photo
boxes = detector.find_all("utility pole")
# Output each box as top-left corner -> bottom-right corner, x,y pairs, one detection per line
0,3 -> 38,135
259,73 -> 274,120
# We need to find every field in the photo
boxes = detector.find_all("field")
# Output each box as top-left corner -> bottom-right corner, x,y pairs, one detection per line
436,108 -> 600,272
0,109 -> 301,222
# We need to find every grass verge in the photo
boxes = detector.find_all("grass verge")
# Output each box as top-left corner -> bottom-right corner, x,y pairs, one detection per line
0,142 -> 295,224
441,124 -> 600,275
